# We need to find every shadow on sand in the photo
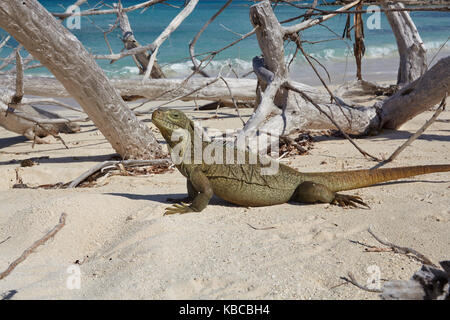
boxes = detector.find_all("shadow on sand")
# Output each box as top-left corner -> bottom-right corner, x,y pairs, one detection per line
105,192 -> 237,207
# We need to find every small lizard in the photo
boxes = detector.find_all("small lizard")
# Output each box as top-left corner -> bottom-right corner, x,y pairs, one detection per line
152,108 -> 450,215
1,105 -> 80,143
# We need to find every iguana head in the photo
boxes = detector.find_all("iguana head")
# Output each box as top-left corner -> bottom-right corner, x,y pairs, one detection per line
152,108 -> 195,148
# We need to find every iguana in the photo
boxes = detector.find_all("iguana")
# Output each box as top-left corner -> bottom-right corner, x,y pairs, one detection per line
151,108 -> 450,215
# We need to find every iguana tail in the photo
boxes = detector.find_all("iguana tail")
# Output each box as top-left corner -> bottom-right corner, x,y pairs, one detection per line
301,165 -> 450,192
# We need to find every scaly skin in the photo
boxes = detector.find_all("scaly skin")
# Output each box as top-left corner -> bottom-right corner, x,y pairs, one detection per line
152,109 -> 450,215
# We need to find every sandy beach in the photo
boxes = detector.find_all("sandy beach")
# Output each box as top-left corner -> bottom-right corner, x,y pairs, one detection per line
0,91 -> 449,299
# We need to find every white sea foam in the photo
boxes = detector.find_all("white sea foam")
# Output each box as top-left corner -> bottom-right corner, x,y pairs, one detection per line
160,58 -> 253,78
424,40 -> 450,51
364,45 -> 397,58
22,41 -> 449,79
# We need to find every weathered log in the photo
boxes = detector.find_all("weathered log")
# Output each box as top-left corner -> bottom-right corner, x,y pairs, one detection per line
0,74 -> 259,127
0,0 -> 164,159
380,56 -> 450,129
381,261 -> 450,300
0,75 -> 261,102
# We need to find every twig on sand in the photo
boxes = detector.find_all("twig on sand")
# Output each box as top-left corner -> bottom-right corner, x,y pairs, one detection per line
377,93 -> 447,167
0,236 -> 11,246
367,227 -> 437,267
246,223 -> 276,231
68,159 -> 171,188
0,213 -> 67,281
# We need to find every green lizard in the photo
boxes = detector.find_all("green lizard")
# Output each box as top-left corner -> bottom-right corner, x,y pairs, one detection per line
152,108 -> 450,215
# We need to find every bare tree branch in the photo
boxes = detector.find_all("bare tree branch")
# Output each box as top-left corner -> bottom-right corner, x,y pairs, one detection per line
283,0 -> 361,35
52,0 -> 166,19
0,213 -> 67,281
381,93 -> 447,165
189,0 -> 233,78
142,0 -> 199,82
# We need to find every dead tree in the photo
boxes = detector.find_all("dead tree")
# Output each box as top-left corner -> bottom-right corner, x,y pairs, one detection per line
241,0 -> 449,150
114,2 -> 165,78
0,0 -> 164,159
1,0 -> 447,157
0,75 -> 261,103
380,0 -> 427,85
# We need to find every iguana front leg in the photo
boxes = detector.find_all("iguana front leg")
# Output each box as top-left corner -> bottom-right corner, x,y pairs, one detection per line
292,181 -> 369,208
167,179 -> 198,203
165,168 -> 213,215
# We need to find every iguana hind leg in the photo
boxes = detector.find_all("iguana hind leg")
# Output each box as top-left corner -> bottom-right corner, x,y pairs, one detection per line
292,181 -> 369,208
165,168 -> 213,215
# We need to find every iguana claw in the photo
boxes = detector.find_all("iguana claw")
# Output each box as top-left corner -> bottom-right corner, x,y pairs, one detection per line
332,194 -> 370,209
164,202 -> 194,215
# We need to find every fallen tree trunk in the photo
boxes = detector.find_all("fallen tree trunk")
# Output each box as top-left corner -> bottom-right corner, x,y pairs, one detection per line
380,56 -> 450,129
0,0 -> 163,159
0,75 -> 330,104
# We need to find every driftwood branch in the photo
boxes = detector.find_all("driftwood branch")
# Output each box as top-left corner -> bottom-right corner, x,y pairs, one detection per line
189,0 -> 233,78
284,82 -> 382,162
3,76 -> 257,102
382,93 -> 447,164
381,0 -> 427,85
219,76 -> 246,125
12,51 -> 24,105
52,0 -> 166,19
68,159 -> 171,188
343,228 -> 445,299
240,0 -> 449,159
367,228 -> 437,267
115,2 -> 165,78
0,213 -> 67,281
283,0 -> 361,35
340,272 -> 383,293
382,261 -> 450,300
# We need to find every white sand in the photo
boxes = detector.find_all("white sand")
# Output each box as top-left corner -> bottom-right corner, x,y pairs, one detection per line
0,99 -> 449,299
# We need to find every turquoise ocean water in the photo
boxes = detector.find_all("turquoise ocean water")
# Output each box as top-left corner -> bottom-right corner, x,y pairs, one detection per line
1,0 -> 449,84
